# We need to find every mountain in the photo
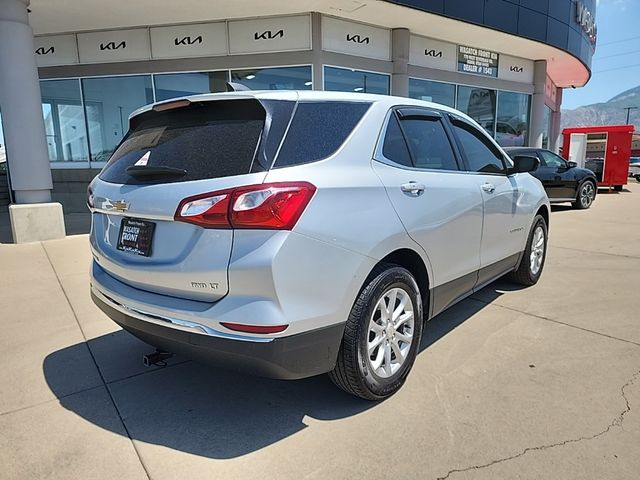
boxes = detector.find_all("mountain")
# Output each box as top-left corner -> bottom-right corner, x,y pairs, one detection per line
561,85 -> 640,131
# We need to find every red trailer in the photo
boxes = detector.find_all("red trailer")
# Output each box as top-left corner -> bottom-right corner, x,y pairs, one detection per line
561,125 -> 635,190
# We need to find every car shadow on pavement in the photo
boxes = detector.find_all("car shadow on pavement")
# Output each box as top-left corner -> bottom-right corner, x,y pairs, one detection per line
43,292 -> 500,459
550,204 -> 573,213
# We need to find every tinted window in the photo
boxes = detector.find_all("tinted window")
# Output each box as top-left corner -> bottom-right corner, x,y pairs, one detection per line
382,114 -> 412,167
274,102 -> 371,168
100,99 -> 266,185
400,118 -> 458,170
539,150 -> 566,168
451,120 -> 506,174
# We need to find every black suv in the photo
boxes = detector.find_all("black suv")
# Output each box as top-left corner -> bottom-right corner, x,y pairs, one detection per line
505,147 -> 598,209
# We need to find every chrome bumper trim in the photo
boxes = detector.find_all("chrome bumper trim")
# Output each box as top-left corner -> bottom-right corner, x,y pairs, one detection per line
92,286 -> 274,343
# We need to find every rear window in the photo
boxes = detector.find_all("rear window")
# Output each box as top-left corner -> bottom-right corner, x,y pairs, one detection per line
100,99 -> 267,185
274,101 -> 371,168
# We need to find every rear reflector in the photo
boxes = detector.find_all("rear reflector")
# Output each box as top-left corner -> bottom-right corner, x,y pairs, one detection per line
221,322 -> 289,334
174,182 -> 316,230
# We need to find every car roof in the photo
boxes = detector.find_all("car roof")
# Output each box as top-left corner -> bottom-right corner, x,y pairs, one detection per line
129,89 -> 467,122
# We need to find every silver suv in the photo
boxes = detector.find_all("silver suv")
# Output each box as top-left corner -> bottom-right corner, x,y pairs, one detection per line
89,90 -> 549,400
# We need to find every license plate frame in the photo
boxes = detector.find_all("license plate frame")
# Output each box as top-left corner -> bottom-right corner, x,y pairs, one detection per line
116,218 -> 156,257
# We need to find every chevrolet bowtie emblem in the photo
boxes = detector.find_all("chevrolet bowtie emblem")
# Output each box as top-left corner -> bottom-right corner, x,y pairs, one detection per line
112,200 -> 129,212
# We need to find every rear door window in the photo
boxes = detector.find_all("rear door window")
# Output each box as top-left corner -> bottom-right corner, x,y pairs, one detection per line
274,102 -> 371,168
100,99 -> 268,185
380,110 -> 459,171
399,117 -> 458,170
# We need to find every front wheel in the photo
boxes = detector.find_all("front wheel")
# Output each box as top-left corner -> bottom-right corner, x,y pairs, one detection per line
572,180 -> 596,209
329,264 -> 423,400
635,174 -> 640,183
509,215 -> 548,286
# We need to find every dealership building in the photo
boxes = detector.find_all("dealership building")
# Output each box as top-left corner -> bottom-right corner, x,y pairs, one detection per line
0,0 -> 597,241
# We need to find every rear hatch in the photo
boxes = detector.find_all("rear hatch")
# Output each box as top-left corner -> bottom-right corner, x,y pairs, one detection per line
90,95 -> 296,302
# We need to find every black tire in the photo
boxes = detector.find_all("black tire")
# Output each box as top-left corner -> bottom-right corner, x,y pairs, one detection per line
509,215 -> 548,286
572,180 -> 596,209
635,175 -> 640,183
329,264 -> 424,401
613,185 -> 623,192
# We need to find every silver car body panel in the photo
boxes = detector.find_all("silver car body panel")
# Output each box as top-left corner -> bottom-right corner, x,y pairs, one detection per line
90,90 -> 549,346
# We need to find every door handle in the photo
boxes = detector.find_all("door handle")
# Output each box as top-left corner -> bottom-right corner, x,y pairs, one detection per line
481,183 -> 496,194
400,182 -> 426,197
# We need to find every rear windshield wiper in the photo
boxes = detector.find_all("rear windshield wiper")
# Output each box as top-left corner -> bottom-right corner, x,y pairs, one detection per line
125,165 -> 187,179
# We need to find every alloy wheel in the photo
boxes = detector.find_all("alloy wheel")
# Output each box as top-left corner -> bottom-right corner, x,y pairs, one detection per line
580,182 -> 595,208
529,226 -> 545,276
367,287 -> 415,378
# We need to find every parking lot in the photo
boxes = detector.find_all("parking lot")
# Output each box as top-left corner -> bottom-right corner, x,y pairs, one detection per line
1,184 -> 639,480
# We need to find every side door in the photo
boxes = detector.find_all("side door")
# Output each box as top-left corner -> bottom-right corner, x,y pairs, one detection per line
539,149 -> 579,199
372,108 -> 484,314
447,115 -> 527,286
531,149 -> 561,199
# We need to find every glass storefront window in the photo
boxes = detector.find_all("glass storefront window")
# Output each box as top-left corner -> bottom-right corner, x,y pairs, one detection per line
456,86 -> 496,137
81,75 -> 154,162
408,79 -> 455,107
153,71 -> 229,101
542,105 -> 552,149
323,67 -> 390,95
40,79 -> 89,163
495,91 -> 531,148
231,66 -> 312,90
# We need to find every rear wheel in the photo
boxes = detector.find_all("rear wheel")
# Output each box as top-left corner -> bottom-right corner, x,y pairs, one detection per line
613,185 -> 623,192
635,174 -> 640,183
572,180 -> 596,209
329,264 -> 423,400
509,215 -> 547,286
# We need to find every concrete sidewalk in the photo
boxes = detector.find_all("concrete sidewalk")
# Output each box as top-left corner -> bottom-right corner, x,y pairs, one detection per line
1,185 -> 639,480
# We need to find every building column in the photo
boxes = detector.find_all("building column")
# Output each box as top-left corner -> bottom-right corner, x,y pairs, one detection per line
0,0 -> 65,242
550,87 -> 563,153
528,60 -> 547,148
311,12 -> 324,91
391,28 -> 410,97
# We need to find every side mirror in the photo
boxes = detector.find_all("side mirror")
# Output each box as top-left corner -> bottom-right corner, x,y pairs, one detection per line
509,155 -> 539,174
567,161 -> 577,168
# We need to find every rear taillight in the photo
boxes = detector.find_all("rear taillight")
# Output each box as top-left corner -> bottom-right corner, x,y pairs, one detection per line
174,182 -> 316,230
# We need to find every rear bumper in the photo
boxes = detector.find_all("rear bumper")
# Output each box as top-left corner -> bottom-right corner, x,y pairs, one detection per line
91,290 -> 345,380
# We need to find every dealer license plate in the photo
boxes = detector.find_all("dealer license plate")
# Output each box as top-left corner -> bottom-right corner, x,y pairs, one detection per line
117,218 -> 155,257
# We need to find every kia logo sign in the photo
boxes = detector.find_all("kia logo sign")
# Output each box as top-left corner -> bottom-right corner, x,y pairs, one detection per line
174,35 -> 203,46
100,41 -> 126,51
424,49 -> 443,58
510,65 -> 524,73
35,46 -> 55,55
346,34 -> 370,45
254,29 -> 284,40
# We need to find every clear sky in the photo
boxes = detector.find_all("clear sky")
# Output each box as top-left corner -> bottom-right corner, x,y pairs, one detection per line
562,0 -> 640,110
